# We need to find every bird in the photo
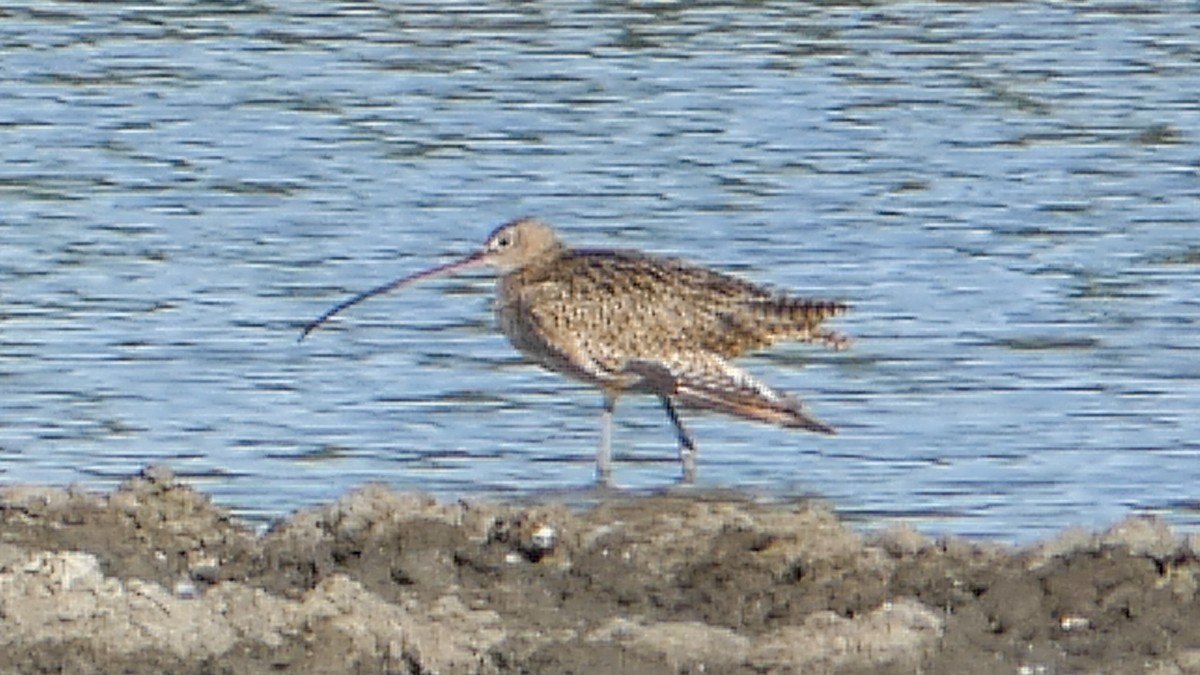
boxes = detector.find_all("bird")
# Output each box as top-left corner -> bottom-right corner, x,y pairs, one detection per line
300,217 -> 850,485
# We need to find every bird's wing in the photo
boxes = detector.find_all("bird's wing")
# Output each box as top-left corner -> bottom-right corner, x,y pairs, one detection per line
622,353 -> 835,435
524,251 -> 849,359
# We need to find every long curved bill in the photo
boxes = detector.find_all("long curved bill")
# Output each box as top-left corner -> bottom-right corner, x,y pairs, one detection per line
299,251 -> 487,341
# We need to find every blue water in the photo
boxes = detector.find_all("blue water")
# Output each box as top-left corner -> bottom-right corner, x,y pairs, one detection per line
2,1 -> 1199,542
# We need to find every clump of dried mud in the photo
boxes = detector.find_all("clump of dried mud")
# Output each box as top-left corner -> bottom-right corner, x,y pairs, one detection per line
2,466 -> 1199,674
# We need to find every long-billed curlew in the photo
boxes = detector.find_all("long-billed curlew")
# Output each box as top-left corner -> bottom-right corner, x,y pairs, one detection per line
301,217 -> 850,485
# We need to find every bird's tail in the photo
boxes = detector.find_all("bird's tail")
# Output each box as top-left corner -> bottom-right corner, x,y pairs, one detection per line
712,298 -> 851,356
745,297 -> 851,350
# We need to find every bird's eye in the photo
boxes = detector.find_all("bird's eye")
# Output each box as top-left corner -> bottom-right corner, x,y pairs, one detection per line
497,236 -> 511,248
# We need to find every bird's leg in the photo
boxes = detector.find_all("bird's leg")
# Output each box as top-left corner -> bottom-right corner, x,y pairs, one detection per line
597,394 -> 616,486
658,395 -> 697,484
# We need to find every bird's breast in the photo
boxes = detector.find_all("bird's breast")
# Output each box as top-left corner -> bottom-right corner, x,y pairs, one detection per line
494,277 -> 585,376
495,272 -> 654,390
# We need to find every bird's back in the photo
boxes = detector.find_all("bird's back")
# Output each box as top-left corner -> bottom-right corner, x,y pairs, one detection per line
496,247 -> 846,380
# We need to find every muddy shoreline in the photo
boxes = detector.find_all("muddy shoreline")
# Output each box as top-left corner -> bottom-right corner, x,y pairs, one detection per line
1,467 -> 1198,674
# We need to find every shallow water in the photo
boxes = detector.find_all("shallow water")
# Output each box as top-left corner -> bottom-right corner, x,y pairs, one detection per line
2,1 -> 1199,542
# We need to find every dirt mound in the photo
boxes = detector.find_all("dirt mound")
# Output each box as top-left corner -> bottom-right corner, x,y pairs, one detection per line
2,467 -> 1199,674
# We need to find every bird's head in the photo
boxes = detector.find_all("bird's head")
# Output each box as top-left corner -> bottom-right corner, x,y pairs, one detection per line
479,217 -> 563,273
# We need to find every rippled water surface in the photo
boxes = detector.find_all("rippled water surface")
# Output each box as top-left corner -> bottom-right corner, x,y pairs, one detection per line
3,1 -> 1199,542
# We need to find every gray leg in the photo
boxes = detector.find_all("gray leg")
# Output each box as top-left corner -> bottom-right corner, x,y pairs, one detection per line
597,394 -> 615,486
659,396 -> 697,483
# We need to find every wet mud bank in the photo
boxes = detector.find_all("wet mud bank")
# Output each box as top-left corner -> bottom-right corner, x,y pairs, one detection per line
2,467 -> 1199,674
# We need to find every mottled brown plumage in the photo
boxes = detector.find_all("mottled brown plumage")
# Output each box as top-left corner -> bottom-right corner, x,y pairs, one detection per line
302,217 -> 850,485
